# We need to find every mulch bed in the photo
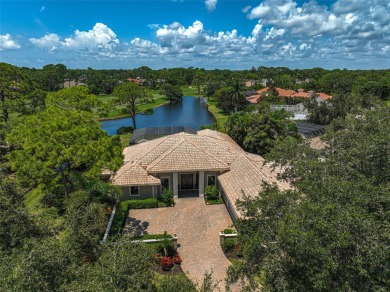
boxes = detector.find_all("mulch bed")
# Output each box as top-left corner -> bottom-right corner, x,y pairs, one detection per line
151,263 -> 184,275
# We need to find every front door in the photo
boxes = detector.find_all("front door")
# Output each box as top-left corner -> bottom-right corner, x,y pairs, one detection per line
181,173 -> 193,190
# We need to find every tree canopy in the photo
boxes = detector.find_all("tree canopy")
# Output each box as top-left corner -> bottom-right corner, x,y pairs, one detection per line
228,106 -> 390,291
6,106 -> 122,195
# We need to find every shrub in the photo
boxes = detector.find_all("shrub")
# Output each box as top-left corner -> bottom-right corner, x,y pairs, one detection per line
116,126 -> 134,135
133,233 -> 173,240
159,189 -> 175,206
205,185 -> 219,200
223,238 -> 235,253
233,243 -> 244,257
223,228 -> 234,234
160,257 -> 174,271
172,253 -> 182,264
126,198 -> 158,209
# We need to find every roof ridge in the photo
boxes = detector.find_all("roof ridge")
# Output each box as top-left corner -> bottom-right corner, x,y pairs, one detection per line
146,136 -> 187,171
184,136 -> 230,167
146,135 -> 229,172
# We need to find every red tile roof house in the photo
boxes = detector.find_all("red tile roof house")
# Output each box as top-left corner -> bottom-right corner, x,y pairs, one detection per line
111,129 -> 289,220
246,87 -> 332,104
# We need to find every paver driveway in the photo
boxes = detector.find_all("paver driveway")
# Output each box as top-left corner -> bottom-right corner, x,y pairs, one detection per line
125,197 -> 237,291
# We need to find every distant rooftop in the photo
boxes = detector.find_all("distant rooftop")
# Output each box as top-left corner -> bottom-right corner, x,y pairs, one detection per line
129,126 -> 197,145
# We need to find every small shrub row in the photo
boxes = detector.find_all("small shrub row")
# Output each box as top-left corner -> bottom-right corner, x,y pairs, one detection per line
223,228 -> 235,234
133,233 -> 173,240
126,198 -> 158,209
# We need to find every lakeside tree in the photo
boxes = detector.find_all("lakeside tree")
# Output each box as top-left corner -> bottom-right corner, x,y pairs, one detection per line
228,106 -> 390,291
216,81 -> 246,113
160,83 -> 183,104
113,81 -> 147,129
7,107 -> 122,196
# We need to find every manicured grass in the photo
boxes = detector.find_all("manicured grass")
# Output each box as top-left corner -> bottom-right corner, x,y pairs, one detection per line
206,97 -> 230,132
96,94 -> 168,120
181,85 -> 204,96
137,97 -> 167,113
119,132 -> 132,149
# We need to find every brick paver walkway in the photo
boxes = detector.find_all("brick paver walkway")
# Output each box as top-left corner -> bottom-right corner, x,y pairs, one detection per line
125,198 -> 239,291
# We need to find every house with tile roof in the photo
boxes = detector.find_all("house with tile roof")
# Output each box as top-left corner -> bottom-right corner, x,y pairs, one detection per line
111,129 -> 289,219
246,87 -> 332,104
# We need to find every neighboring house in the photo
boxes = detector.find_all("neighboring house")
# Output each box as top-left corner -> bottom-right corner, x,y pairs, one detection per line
246,87 -> 332,104
127,77 -> 143,84
111,129 -> 289,219
62,80 -> 86,88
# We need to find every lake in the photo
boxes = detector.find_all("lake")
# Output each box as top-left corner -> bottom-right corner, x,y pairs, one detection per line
101,96 -> 216,135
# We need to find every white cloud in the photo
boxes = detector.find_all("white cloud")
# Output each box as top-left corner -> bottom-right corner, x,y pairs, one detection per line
18,1 -> 390,69
0,34 -> 21,50
30,23 -> 120,52
242,5 -> 251,13
205,0 -> 217,12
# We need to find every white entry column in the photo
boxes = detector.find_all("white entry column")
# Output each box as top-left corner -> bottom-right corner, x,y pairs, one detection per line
173,172 -> 178,198
199,171 -> 204,198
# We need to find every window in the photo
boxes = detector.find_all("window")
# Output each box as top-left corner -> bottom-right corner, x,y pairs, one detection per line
130,186 -> 140,196
207,175 -> 216,186
161,177 -> 170,191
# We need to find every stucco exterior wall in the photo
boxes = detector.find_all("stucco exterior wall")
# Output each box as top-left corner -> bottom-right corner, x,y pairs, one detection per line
120,185 -> 155,201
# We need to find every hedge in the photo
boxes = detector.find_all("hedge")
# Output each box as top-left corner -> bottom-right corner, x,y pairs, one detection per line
110,198 -> 158,237
127,198 -> 158,209
132,233 -> 173,240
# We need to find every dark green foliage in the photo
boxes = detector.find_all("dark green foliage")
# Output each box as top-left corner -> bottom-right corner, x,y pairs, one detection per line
7,238 -> 75,291
113,81 -> 148,129
228,107 -> 390,291
46,86 -> 101,112
216,81 -> 246,113
0,176 -> 40,251
66,198 -> 107,262
223,228 -> 234,234
6,107 -> 122,196
132,233 -> 173,240
160,83 -> 183,103
225,104 -> 300,155
0,62 -> 34,122
205,185 -> 219,200
67,237 -> 156,291
127,198 -> 159,209
157,275 -> 197,292
159,188 -> 175,206
223,238 -> 235,253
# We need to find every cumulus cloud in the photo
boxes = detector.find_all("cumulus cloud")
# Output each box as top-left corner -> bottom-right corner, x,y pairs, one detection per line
30,23 -> 120,52
205,0 -> 217,12
22,1 -> 390,69
0,34 -> 21,50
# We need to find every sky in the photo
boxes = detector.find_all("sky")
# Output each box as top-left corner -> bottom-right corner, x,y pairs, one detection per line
0,0 -> 389,70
